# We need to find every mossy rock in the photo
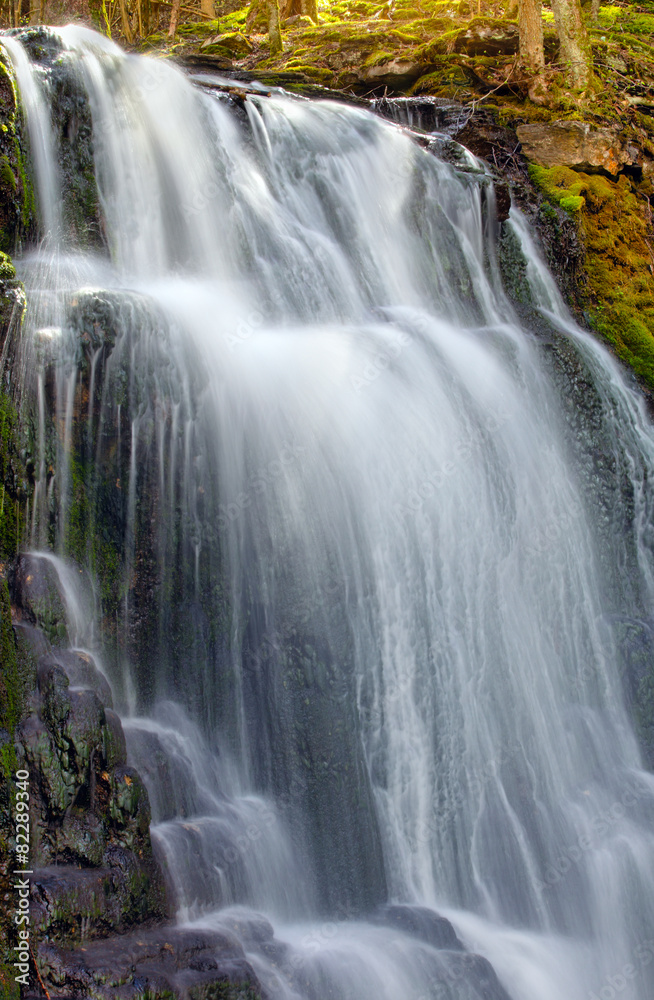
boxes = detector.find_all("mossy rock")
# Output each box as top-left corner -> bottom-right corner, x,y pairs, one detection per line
205,30 -> 252,54
529,164 -> 654,390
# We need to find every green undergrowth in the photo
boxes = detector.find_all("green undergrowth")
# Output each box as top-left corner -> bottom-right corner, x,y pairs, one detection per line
530,163 -> 654,389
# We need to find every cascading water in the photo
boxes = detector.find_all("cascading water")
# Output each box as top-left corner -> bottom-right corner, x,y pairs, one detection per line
4,24 -> 654,1000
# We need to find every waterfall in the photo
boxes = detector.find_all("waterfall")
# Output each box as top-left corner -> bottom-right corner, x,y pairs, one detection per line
4,24 -> 654,1000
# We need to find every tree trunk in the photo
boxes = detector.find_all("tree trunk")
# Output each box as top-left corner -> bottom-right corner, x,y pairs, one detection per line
518,0 -> 546,102
591,0 -> 599,21
299,0 -> 317,21
518,0 -> 544,74
119,0 -> 135,41
268,0 -> 283,52
167,0 -> 180,38
201,0 -> 215,16
550,0 -> 592,89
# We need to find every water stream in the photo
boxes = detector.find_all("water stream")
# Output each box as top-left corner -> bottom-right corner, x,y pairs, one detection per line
4,25 -> 654,1000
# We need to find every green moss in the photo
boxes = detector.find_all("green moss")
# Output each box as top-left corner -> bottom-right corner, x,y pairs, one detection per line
0,963 -> 19,1000
530,164 -> 654,390
363,48 -> 395,67
559,194 -> 585,212
196,42 -> 233,57
0,157 -> 16,194
0,580 -> 21,780
0,389 -> 25,561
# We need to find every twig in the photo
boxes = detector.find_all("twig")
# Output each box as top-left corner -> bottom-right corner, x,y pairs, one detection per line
28,941 -> 51,999
454,56 -> 518,135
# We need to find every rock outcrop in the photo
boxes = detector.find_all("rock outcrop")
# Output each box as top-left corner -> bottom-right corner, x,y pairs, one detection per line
516,120 -> 646,178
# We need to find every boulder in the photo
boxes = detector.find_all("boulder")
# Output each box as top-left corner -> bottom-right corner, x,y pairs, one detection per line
454,21 -> 519,56
373,903 -> 464,950
30,866 -> 127,942
207,31 -> 253,56
109,765 -> 152,849
12,553 -> 69,644
43,648 -> 114,709
103,708 -> 127,769
362,59 -> 430,88
13,620 -> 51,661
516,121 -> 641,177
37,923 -> 262,999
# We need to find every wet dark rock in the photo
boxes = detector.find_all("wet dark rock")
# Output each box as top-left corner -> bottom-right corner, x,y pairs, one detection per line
372,95 -> 459,134
109,765 -> 152,849
13,620 -> 52,660
20,711 -> 78,817
11,611 -> 167,934
8,26 -> 102,247
12,553 -> 69,645
31,866 -> 132,942
0,48 -> 37,253
437,950 -> 514,1000
37,924 -> 262,999
103,708 -> 127,768
123,721 -> 201,821
373,903 -> 464,950
44,648 -> 114,709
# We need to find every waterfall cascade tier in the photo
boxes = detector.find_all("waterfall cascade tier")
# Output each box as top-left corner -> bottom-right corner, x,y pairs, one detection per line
4,24 -> 654,1000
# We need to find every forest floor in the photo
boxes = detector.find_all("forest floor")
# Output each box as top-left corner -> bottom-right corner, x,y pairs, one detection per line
140,0 -> 654,115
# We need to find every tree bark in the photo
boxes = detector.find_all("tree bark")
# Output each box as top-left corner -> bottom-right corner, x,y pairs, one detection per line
119,0 -> 135,41
201,0 -> 215,16
518,0 -> 546,102
550,0 -> 592,89
167,0 -> 180,38
248,0 -> 284,48
300,0 -> 317,21
268,0 -> 283,53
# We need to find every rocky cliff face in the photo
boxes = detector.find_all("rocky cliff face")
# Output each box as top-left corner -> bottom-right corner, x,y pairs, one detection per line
1,552 -> 267,997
